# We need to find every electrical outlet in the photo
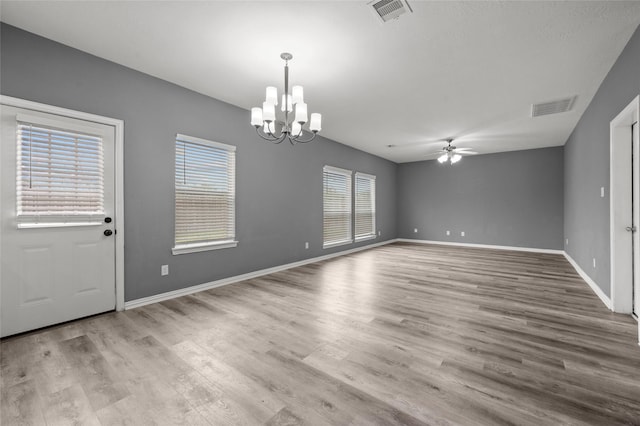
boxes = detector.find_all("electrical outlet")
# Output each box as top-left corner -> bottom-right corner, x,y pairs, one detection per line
446,230 -> 450,236
378,230 -> 381,236
161,264 -> 169,276
566,238 -> 569,246
461,231 -> 465,237
414,228 -> 418,233
305,242 -> 309,249
593,258 -> 596,268
600,187 -> 605,198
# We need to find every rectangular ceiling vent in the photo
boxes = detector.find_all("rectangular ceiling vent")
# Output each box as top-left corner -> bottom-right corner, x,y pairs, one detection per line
368,0 -> 413,23
531,96 -> 577,117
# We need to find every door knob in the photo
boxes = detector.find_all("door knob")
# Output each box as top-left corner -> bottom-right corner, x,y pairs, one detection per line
626,226 -> 637,232
104,229 -> 113,236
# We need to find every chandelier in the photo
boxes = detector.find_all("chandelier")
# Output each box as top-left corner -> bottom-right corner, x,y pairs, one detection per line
250,53 -> 322,144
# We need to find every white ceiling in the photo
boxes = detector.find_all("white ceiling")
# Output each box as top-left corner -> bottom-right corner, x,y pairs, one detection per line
2,1 -> 640,163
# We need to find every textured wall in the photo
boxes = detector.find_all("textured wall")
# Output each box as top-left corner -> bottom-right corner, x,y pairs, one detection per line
0,24 -> 397,301
397,147 -> 564,250
564,24 -> 640,297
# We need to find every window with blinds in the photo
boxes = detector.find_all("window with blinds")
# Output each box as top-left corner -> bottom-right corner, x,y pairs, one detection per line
173,134 -> 236,254
16,120 -> 104,223
323,165 -> 352,248
355,172 -> 376,240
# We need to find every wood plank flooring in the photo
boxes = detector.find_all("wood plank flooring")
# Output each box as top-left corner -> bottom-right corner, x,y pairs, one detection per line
2,242 -> 640,425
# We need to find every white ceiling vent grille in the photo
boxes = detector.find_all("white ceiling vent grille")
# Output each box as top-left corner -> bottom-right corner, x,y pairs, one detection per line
531,96 -> 577,117
368,0 -> 413,23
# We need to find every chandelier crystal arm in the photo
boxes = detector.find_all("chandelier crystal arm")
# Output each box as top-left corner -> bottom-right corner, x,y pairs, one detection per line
255,125 -> 288,144
289,131 -> 318,144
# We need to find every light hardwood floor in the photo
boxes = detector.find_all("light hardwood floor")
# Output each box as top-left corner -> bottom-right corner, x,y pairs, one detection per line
2,242 -> 640,425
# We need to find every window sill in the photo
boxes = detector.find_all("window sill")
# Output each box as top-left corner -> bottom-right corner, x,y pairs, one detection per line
355,234 -> 377,242
172,240 -> 238,255
323,239 -> 354,250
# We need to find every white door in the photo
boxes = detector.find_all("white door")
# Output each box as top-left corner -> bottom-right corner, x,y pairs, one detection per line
1,105 -> 116,337
634,120 -> 639,319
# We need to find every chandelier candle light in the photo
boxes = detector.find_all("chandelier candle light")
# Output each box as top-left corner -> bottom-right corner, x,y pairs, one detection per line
251,53 -> 322,144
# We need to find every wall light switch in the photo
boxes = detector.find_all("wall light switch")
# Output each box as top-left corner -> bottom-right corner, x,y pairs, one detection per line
461,231 -> 465,237
414,228 -> 418,233
601,187 -> 605,198
161,264 -> 169,276
446,230 -> 450,236
305,242 -> 309,249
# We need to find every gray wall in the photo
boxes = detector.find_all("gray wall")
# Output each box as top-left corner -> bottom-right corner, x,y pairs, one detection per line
564,24 -> 640,297
0,24 -> 397,302
397,147 -> 564,250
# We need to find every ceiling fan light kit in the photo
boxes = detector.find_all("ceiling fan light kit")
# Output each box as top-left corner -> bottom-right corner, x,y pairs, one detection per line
438,152 -> 462,164
437,139 -> 464,165
251,52 -> 322,145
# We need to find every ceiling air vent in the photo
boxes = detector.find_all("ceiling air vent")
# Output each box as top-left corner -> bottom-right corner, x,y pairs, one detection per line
531,96 -> 577,117
368,0 -> 413,23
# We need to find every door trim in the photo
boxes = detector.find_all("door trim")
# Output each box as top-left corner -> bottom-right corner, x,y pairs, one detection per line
610,95 -> 639,315
1,95 -> 125,311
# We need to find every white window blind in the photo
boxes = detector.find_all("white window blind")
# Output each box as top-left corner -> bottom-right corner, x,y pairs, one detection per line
174,134 -> 236,250
323,165 -> 352,248
16,121 -> 104,221
355,172 -> 376,240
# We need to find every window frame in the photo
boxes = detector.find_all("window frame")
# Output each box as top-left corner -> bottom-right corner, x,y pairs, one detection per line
322,165 -> 353,249
172,133 -> 237,255
354,172 -> 377,241
14,113 -> 109,228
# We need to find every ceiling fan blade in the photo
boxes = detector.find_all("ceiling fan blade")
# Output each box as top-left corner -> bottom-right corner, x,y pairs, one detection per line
459,151 -> 479,155
387,139 -> 449,149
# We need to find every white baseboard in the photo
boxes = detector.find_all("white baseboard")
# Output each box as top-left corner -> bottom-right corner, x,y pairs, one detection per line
396,238 -> 564,255
563,252 -> 612,310
125,239 -> 398,310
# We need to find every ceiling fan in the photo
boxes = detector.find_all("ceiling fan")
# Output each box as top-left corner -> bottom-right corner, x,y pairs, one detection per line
430,139 -> 478,164
387,137 -> 479,163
